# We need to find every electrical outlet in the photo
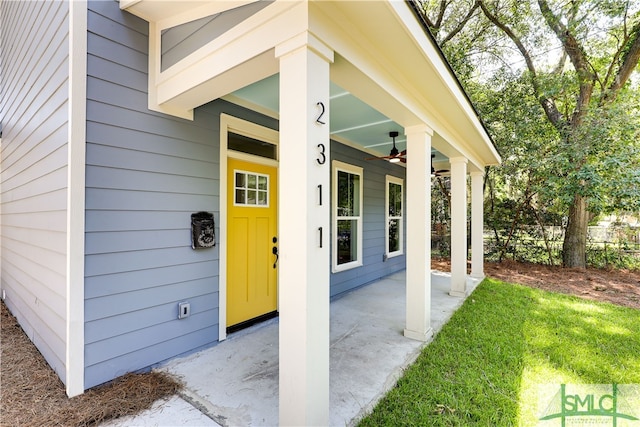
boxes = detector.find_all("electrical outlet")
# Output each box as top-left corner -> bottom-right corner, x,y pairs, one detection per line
178,302 -> 191,319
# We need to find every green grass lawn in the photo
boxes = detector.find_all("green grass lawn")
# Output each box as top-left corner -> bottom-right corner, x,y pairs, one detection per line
358,278 -> 640,426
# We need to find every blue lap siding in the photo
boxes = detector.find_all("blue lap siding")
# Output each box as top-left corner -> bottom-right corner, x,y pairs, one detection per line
84,0 -> 405,390
84,0 -> 277,389
329,142 -> 406,297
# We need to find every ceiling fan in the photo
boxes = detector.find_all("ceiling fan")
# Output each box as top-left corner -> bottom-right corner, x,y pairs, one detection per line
365,131 -> 406,163
431,154 -> 450,177
365,132 -> 450,176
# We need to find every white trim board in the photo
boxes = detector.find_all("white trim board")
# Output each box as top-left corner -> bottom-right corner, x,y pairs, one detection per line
66,0 -> 87,397
218,114 -> 279,341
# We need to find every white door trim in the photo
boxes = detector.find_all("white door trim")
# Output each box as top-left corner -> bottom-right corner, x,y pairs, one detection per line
219,114 -> 278,341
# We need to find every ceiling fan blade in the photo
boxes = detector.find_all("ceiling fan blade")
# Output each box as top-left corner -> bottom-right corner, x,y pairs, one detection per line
366,132 -> 406,162
365,155 -> 393,160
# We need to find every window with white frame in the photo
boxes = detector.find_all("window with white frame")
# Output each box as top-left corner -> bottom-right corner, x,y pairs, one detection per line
386,175 -> 403,257
332,161 -> 363,272
234,170 -> 269,207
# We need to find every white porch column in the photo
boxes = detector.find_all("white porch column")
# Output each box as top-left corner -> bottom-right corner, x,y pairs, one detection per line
404,125 -> 434,342
450,157 -> 468,297
276,33 -> 333,427
470,171 -> 485,278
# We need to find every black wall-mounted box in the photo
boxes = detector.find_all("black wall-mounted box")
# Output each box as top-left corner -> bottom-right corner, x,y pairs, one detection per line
191,212 -> 215,249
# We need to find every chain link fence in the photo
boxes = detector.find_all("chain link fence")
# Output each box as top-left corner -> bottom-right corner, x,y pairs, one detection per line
432,224 -> 640,269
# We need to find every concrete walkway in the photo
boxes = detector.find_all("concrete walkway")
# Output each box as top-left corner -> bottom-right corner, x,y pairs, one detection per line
103,270 -> 482,427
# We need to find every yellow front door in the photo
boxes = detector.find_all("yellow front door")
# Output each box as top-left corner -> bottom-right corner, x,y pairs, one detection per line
227,158 -> 278,327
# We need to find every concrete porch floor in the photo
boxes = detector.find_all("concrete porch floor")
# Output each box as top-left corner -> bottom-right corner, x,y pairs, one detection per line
103,270 -> 482,427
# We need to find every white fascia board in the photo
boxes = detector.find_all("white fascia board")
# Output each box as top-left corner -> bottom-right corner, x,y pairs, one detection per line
152,1 -> 304,114
171,53 -> 278,111
388,1 -> 501,166
326,30 -> 489,170
313,3 -> 452,150
381,4 -> 495,168
312,3 -> 424,125
316,1 -> 499,169
156,1 -> 299,82
156,46 -> 279,109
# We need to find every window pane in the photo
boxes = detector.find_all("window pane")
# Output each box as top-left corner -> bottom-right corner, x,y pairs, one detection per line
388,183 -> 395,216
235,172 -> 269,206
337,171 -> 360,217
236,172 -> 245,188
394,183 -> 402,216
352,175 -> 360,216
248,174 -> 257,189
258,191 -> 267,205
235,189 -> 245,204
388,219 -> 400,252
228,132 -> 277,159
247,190 -> 257,205
389,183 -> 402,216
337,219 -> 358,265
258,175 -> 267,190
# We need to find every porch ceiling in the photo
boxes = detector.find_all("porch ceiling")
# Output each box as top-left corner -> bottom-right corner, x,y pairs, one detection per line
226,74 -> 452,164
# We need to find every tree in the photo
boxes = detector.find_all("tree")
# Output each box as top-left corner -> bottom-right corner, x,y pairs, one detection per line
419,0 -> 640,268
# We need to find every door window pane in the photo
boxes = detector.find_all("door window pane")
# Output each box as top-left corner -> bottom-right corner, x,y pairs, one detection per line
235,189 -> 246,204
248,190 -> 257,204
235,171 -> 269,207
258,191 -> 267,205
258,175 -> 267,190
236,173 -> 245,188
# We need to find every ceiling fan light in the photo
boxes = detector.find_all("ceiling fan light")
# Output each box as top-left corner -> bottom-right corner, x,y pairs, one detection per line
389,157 -> 401,163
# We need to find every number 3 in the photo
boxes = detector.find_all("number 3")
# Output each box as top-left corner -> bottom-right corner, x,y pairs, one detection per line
316,143 -> 326,165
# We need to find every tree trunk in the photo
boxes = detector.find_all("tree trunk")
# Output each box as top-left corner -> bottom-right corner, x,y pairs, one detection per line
562,194 -> 589,268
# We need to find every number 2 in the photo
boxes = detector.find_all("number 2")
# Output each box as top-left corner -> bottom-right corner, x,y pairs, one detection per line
316,102 -> 326,125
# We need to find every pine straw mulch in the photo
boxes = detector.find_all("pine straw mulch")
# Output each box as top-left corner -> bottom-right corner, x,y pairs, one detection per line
432,258 -> 640,310
0,302 -> 183,427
